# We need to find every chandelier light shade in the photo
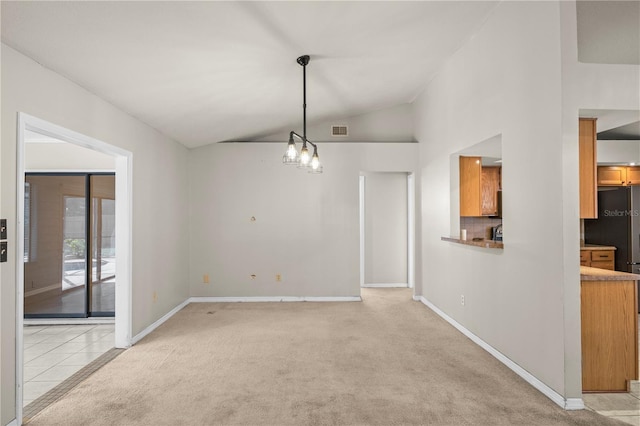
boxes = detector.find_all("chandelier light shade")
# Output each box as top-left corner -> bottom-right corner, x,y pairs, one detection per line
282,135 -> 299,165
282,55 -> 323,173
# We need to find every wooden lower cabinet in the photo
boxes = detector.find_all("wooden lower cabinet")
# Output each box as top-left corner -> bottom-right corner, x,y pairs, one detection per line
580,249 -> 615,270
581,278 -> 639,392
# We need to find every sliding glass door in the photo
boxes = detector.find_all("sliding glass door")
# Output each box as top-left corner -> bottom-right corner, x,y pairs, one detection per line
90,175 -> 116,315
24,173 -> 115,318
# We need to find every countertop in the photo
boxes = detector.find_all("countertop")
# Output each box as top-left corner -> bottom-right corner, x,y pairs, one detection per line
580,244 -> 617,251
580,266 -> 640,281
441,237 -> 503,249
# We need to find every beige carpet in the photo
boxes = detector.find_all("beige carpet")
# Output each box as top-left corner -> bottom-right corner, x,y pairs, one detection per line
29,288 -> 624,425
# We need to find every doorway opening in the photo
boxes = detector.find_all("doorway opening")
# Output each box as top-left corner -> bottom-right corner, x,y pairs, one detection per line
24,173 -> 116,318
16,113 -> 133,424
359,172 -> 415,290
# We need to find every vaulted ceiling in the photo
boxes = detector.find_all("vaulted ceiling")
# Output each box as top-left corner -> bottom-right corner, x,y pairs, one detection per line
3,2 -> 638,148
1,1 -> 499,148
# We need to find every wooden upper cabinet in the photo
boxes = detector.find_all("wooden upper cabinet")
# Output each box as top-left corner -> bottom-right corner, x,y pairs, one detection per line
481,167 -> 501,216
460,157 -> 502,217
627,166 -> 640,184
598,166 -> 640,186
627,166 -> 640,185
460,156 -> 482,217
598,166 -> 627,186
579,118 -> 597,219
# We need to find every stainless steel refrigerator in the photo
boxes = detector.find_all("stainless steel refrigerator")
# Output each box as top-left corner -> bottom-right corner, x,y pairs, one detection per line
584,186 -> 640,273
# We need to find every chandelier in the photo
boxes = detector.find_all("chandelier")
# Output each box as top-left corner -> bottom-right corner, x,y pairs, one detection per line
282,55 -> 322,173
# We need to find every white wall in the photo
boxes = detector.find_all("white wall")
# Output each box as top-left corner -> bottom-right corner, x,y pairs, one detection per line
1,43 -> 190,424
559,0 -> 639,400
258,103 -> 415,142
25,142 -> 115,171
363,172 -> 408,285
188,143 -> 417,297
597,140 -> 640,164
413,0 -> 640,407
414,0 -> 569,402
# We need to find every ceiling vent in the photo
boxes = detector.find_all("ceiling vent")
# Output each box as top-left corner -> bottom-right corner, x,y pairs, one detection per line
331,125 -> 348,137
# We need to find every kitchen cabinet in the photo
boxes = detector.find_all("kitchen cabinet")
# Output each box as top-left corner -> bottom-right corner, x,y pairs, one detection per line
459,156 -> 501,217
597,166 -> 640,186
481,167 -> 501,216
460,156 -> 482,217
580,246 -> 616,270
581,266 -> 639,392
579,118 -> 597,219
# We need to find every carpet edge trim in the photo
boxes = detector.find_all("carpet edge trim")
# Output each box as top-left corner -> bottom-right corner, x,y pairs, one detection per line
189,296 -> 362,302
131,298 -> 190,345
416,296 -> 585,411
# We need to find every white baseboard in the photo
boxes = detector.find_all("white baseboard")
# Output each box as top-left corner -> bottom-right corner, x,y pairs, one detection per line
189,296 -> 362,303
7,418 -> 18,426
361,283 -> 408,288
24,318 -> 115,326
131,299 -> 190,345
416,296 -> 584,411
564,398 -> 585,410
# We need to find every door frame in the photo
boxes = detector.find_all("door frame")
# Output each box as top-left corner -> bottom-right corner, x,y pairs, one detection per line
15,113 -> 133,423
359,172 -> 416,289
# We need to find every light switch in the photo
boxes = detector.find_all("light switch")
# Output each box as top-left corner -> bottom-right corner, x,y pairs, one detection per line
1,242 -> 7,263
0,219 -> 6,240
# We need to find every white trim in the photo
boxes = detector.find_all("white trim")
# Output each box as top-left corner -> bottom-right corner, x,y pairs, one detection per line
361,283 -> 408,288
20,114 -> 131,157
24,318 -> 115,326
359,175 -> 365,288
16,113 -> 135,424
131,299 -> 190,345
7,419 -> 18,426
114,154 -> 133,349
16,113 -> 27,426
190,296 -> 362,303
407,173 -> 415,289
26,169 -> 116,174
564,398 -> 585,411
415,296 -> 584,411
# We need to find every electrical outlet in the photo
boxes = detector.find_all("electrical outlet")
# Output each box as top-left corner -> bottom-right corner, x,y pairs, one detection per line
461,295 -> 465,306
203,274 -> 210,284
276,274 -> 282,282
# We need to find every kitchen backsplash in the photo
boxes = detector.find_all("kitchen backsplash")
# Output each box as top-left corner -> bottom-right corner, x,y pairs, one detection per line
460,216 -> 503,240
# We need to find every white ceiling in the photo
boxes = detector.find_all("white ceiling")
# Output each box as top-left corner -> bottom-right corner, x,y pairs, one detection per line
577,0 -> 640,65
1,1 -> 499,148
4,2 -> 638,148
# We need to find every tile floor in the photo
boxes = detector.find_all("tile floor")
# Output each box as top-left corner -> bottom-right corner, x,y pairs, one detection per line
584,382 -> 640,425
23,324 -> 115,406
